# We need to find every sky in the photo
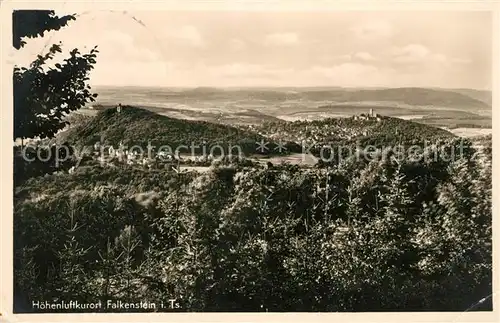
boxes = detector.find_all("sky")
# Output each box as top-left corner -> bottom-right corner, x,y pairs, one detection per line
10,10 -> 493,89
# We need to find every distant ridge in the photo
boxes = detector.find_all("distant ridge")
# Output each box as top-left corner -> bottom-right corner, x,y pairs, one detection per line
92,86 -> 490,110
446,88 -> 492,106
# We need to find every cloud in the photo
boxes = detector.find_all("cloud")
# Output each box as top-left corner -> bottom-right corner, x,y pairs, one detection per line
216,63 -> 267,77
264,32 -> 299,46
167,25 -> 205,48
162,62 -> 385,87
391,44 -> 431,62
91,61 -> 176,86
229,39 -> 246,51
336,54 -> 352,61
318,54 -> 351,63
451,57 -> 472,65
98,30 -> 161,62
353,52 -> 376,61
11,29 -> 163,69
205,63 -> 293,79
351,21 -> 393,39
390,44 -> 472,65
149,62 -> 297,87
319,52 -> 376,64
308,63 -> 379,82
101,30 -> 134,46
90,59 -> 474,88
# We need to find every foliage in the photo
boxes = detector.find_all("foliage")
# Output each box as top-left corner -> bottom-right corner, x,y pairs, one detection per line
12,10 -> 76,49
64,106 -> 301,155
12,8 -> 491,315
254,116 -> 455,153
13,144 -> 76,186
14,137 -> 492,312
13,10 -> 98,141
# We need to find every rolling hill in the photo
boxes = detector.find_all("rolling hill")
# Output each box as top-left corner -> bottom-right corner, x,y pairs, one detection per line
252,115 -> 456,150
62,106 -> 301,155
94,86 -> 490,109
446,88 -> 492,106
90,86 -> 491,129
300,87 -> 489,109
63,104 -> 461,159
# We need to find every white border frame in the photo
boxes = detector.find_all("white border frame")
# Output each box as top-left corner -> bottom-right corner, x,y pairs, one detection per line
1,1 -> 499,322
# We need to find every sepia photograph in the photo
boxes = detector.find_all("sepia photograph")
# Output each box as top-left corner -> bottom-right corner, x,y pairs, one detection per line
4,1 -> 496,317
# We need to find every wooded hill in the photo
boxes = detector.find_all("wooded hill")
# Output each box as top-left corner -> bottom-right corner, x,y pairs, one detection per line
62,106 -> 302,155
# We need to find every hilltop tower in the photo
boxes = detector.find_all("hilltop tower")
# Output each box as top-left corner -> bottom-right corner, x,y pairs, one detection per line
369,108 -> 374,117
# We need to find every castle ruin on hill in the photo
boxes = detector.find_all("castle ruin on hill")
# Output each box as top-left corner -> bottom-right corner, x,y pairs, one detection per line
353,108 -> 381,121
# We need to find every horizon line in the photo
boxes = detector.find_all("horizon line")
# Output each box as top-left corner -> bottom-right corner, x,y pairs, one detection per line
90,85 -> 492,91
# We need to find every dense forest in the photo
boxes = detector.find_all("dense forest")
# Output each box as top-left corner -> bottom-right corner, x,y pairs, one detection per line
251,115 -> 457,160
13,134 -> 492,312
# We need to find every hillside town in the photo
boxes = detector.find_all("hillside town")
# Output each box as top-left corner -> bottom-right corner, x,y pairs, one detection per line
248,109 -> 384,147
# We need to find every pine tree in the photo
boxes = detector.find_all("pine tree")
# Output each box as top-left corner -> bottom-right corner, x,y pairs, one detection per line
376,164 -> 417,273
55,204 -> 94,303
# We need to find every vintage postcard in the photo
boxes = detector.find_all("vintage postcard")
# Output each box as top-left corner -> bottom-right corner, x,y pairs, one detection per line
1,0 -> 499,322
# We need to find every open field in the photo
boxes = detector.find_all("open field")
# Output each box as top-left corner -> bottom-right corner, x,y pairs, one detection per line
446,127 -> 493,138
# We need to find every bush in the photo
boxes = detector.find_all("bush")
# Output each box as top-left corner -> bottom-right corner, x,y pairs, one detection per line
13,139 -> 492,312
